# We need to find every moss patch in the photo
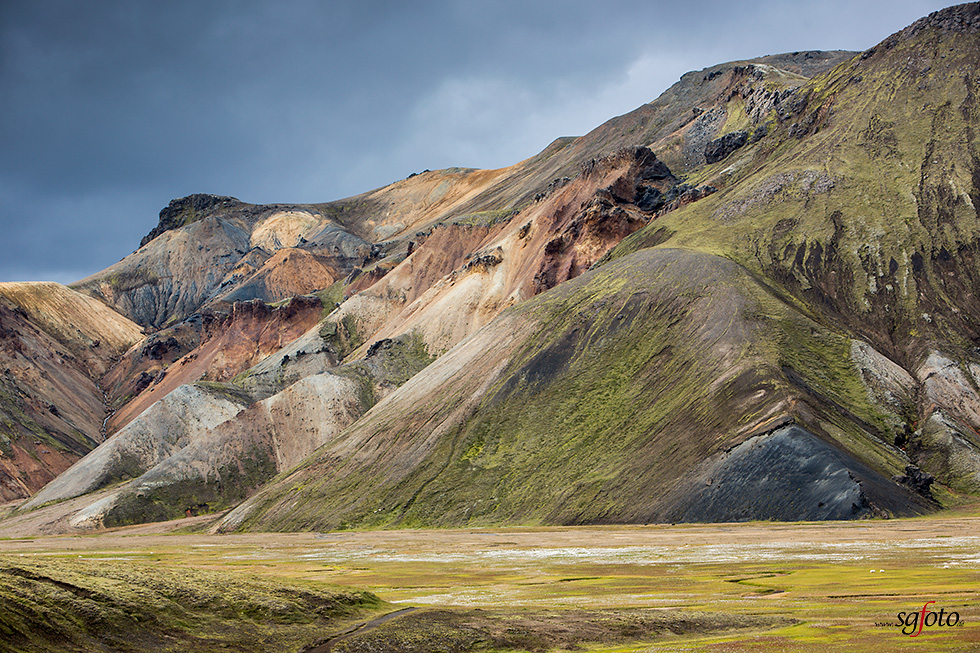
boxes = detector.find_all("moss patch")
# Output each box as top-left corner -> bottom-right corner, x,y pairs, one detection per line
0,555 -> 382,653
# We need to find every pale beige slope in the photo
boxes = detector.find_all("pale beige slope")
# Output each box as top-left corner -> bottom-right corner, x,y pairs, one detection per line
332,148 -> 668,358
0,282 -> 143,377
328,166 -> 520,243
19,384 -> 247,512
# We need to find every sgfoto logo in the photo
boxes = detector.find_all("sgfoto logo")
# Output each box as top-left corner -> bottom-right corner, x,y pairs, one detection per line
895,601 -> 962,637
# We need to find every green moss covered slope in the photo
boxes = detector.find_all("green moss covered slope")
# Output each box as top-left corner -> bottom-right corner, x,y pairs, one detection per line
0,555 -> 382,653
221,248 -> 931,532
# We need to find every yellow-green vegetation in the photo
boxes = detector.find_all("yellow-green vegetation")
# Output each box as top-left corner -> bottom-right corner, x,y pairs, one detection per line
234,247 -> 926,533
614,23 -> 980,368
0,381 -> 49,446
371,331 -> 436,386
319,314 -> 363,361
448,208 -> 516,227
315,280 -> 347,318
102,448 -> 278,529
193,380 -> 255,405
330,331 -> 438,413
0,554 -> 383,653
103,266 -> 161,293
0,514 -> 977,651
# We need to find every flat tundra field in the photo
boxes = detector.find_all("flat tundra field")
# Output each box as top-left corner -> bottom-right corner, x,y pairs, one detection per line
1,508 -> 979,652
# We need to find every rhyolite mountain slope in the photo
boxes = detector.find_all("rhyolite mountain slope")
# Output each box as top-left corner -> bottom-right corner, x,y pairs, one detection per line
218,248 -> 933,532
0,283 -> 142,500
5,4 -> 980,534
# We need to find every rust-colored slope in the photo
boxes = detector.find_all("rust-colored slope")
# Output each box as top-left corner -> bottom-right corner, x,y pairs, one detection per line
0,284 -> 142,499
214,248 -> 338,305
106,296 -> 323,433
336,147 -> 677,356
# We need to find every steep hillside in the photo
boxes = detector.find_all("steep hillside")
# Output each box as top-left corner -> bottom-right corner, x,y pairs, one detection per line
0,283 -> 142,500
620,5 -> 980,355
7,6 -> 979,532
219,248 -> 933,532
617,2 -> 980,491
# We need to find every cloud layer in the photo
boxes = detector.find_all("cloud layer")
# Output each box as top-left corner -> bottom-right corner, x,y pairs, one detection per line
0,0 -> 954,283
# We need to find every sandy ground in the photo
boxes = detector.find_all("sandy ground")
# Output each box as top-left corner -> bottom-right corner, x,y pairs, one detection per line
3,504 -> 979,550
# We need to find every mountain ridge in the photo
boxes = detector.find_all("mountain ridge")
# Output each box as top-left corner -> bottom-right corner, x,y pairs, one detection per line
5,4 -> 980,533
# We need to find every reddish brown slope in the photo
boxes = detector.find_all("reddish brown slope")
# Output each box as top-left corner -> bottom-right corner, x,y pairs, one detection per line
105,296 -> 323,433
332,147 -> 681,356
0,283 -> 143,499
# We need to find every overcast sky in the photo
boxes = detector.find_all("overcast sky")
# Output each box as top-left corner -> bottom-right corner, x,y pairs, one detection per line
0,0 -> 957,284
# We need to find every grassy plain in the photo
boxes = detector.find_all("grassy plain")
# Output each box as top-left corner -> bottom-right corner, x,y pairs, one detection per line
1,506 -> 979,652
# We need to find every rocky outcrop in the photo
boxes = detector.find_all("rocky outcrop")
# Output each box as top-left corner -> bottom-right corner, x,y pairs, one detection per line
75,201 -> 368,328
140,194 -> 242,248
893,464 -> 935,498
662,426 -> 932,522
704,130 -> 749,163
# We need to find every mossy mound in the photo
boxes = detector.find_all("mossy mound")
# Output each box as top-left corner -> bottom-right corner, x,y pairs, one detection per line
0,555 -> 382,652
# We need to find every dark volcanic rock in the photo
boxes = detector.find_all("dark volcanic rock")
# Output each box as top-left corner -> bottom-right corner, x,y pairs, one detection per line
704,130 -> 749,164
893,464 -> 935,498
662,425 -> 933,522
634,186 -> 665,211
140,194 -> 241,248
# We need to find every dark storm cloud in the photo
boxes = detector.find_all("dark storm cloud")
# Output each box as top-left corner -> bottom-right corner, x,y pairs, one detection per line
0,0 -> 956,283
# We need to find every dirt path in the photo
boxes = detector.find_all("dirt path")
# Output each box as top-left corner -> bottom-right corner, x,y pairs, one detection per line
303,607 -> 417,652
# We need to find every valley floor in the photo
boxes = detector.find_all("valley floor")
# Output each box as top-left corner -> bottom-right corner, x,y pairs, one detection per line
2,509 -> 979,651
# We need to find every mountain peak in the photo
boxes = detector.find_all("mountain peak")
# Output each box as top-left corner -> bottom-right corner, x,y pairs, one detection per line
865,1 -> 980,56
903,1 -> 980,37
140,194 -> 243,248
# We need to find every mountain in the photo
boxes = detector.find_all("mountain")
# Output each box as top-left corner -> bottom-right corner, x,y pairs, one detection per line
5,4 -> 980,534
0,283 -> 142,500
